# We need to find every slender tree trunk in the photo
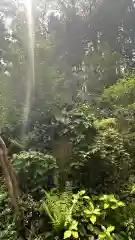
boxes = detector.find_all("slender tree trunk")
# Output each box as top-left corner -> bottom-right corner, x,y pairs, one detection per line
0,137 -> 27,239
0,137 -> 20,212
0,150 -> 19,210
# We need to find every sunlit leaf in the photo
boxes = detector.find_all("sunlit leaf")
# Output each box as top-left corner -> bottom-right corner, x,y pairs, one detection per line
93,208 -> 100,215
72,231 -> 79,239
111,205 -> 118,210
83,196 -> 90,200
117,201 -> 125,207
84,209 -> 91,215
89,201 -> 94,211
69,220 -> 78,231
104,203 -> 109,209
79,190 -> 86,196
90,215 -> 96,224
107,226 -> 115,233
64,230 -> 72,239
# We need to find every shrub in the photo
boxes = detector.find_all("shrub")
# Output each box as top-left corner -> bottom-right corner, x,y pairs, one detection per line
0,184 -> 17,240
40,190 -> 134,239
13,151 -> 58,198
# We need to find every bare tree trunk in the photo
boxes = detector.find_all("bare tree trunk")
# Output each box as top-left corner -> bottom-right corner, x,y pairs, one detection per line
0,136 -> 20,211
0,137 -> 30,239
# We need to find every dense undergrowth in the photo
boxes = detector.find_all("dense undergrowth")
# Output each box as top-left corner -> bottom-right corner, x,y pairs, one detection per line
1,104 -> 135,239
1,0 -> 135,239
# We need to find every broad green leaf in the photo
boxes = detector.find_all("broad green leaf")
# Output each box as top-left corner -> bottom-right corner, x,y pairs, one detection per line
84,209 -> 91,215
107,226 -> 115,233
89,201 -> 94,211
104,203 -> 110,209
90,214 -> 96,224
72,199 -> 78,204
73,194 -> 78,200
117,201 -> 125,207
83,196 -> 90,200
109,195 -> 117,203
98,232 -> 106,240
72,231 -> 79,239
129,224 -> 134,230
99,195 -> 108,201
94,208 -> 100,215
101,226 -> 106,232
69,220 -> 78,230
64,230 -> 72,239
111,205 -> 118,210
79,190 -> 86,196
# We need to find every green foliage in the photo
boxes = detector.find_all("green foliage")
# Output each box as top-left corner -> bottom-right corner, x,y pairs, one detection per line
66,191 -> 133,240
40,190 -> 133,240
91,127 -> 130,192
40,190 -> 73,236
94,118 -> 117,130
102,76 -> 135,107
1,0 -> 135,239
0,184 -> 17,240
58,103 -> 131,193
13,151 -> 58,197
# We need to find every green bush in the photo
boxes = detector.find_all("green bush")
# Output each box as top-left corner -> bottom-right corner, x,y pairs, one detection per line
13,151 -> 58,197
40,190 -> 73,238
90,126 -> 131,193
0,184 -> 17,240
59,104 -> 131,193
39,190 -> 134,240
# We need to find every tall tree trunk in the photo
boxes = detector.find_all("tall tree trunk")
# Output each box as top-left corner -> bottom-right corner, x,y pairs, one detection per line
0,136 -> 20,212
0,137 -> 27,239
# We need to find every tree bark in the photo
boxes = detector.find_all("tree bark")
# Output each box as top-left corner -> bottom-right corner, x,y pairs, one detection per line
0,136 -> 20,212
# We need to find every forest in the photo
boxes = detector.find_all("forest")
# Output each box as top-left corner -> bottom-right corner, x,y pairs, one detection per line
1,0 -> 135,239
